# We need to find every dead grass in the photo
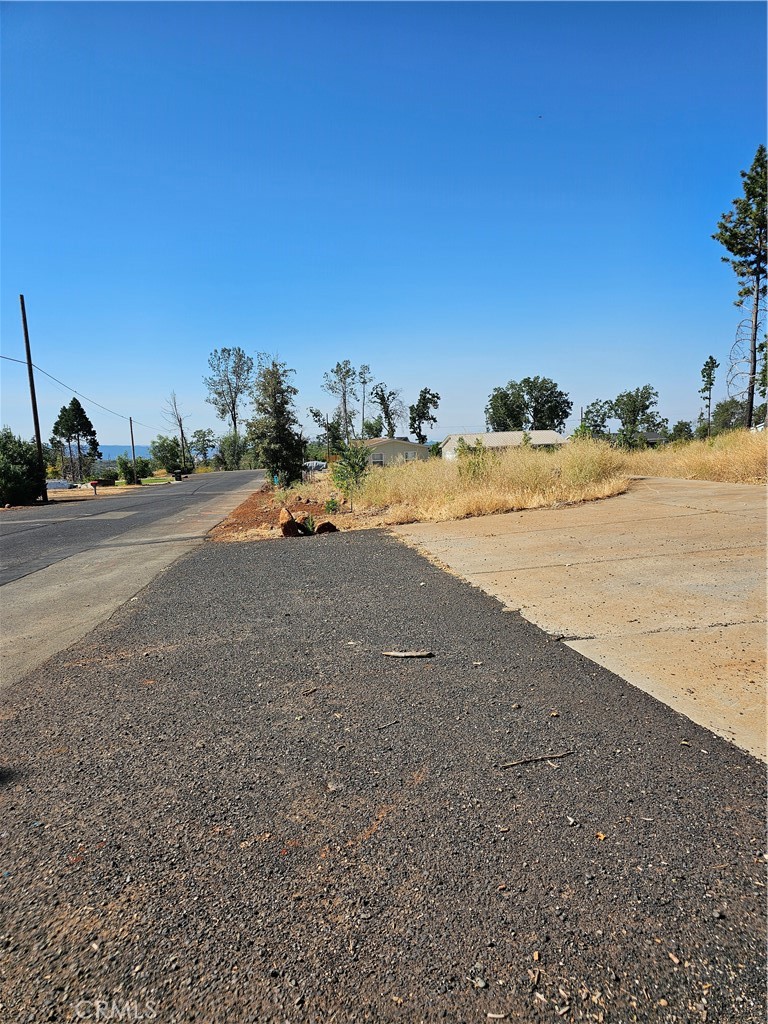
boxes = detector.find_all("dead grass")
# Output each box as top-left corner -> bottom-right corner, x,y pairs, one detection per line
213,431 -> 765,539
616,429 -> 767,484
297,431 -> 765,527
351,438 -> 631,525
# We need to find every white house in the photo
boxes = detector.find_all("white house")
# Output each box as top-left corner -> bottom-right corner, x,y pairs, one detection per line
361,437 -> 431,467
441,431 -> 568,460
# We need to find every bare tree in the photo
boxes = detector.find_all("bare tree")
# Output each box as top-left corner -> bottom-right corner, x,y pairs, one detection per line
164,391 -> 190,468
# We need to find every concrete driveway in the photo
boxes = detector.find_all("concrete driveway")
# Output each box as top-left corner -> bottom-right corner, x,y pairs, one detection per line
393,477 -> 767,760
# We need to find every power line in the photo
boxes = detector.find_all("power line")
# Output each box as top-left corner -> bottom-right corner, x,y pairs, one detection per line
1,353 -> 163,433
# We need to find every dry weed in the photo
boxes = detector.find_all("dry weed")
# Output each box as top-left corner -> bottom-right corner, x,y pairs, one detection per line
617,429 -> 766,484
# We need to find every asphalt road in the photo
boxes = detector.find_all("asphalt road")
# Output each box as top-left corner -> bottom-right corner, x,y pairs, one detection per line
1,530 -> 764,1023
0,471 -> 264,586
0,471 -> 263,688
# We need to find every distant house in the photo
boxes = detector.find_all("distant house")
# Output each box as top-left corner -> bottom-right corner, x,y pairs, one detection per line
441,431 -> 568,460
361,437 -> 431,467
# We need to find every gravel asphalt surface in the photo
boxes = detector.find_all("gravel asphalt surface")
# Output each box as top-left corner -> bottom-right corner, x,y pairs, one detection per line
1,530 -> 765,1023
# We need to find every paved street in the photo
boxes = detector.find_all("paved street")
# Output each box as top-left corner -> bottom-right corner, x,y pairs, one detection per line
1,530 -> 764,1022
0,471 -> 264,586
0,471 -> 263,687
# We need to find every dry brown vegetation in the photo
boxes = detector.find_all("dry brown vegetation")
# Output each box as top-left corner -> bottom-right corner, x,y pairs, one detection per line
213,430 -> 766,539
617,429 -> 767,485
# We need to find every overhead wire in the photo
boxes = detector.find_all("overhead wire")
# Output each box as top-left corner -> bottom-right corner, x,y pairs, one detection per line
0,353 -> 164,433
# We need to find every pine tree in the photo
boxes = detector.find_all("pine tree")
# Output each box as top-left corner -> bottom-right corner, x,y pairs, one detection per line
699,356 -> 719,438
713,146 -> 767,428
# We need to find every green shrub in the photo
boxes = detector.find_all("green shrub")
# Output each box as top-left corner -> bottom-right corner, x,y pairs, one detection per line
0,427 -> 46,505
117,454 -> 153,484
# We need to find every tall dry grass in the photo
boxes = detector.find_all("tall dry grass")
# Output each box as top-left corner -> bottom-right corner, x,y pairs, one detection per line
355,438 -> 630,525
291,431 -> 765,528
616,429 -> 767,484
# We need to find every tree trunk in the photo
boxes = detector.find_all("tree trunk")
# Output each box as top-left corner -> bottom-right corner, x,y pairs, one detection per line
746,275 -> 760,428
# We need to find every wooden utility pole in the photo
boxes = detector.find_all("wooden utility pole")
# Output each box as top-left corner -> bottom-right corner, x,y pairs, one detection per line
129,416 -> 138,483
19,294 -> 48,503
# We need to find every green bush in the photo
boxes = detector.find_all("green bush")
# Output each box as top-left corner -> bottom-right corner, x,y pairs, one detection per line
116,454 -> 153,484
0,427 -> 46,505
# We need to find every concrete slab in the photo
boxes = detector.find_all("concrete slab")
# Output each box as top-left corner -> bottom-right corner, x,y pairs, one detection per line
392,477 -> 767,760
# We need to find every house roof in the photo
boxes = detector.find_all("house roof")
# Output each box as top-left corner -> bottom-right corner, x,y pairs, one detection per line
359,437 -> 427,449
441,431 -> 568,448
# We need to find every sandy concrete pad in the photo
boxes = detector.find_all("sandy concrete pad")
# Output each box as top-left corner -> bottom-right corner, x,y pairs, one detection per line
0,477 -> 259,689
392,477 -> 767,760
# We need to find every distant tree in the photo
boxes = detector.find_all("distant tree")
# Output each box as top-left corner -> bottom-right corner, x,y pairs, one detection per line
46,435 -> 66,478
485,383 -> 526,431
699,356 -> 719,438
358,364 -> 373,440
322,360 -> 358,444
189,428 -> 217,465
485,377 -> 572,432
713,145 -> 767,428
363,414 -> 384,439
579,399 -> 613,438
708,397 -> 746,435
611,385 -> 667,448
308,406 -> 345,459
0,427 -> 47,504
670,420 -> 694,442
204,347 -> 255,444
370,382 -> 405,438
51,398 -> 101,482
162,391 -> 192,470
150,435 -> 183,473
116,453 -> 152,484
249,354 -> 304,485
409,388 -> 441,445
213,432 -> 245,471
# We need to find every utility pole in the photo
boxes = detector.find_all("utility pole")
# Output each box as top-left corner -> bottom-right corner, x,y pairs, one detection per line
19,294 -> 48,503
129,416 -> 138,484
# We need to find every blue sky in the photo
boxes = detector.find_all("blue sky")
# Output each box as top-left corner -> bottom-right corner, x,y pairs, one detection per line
1,1 -> 766,446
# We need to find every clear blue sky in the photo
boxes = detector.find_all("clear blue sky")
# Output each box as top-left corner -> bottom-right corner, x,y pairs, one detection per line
1,1 -> 766,446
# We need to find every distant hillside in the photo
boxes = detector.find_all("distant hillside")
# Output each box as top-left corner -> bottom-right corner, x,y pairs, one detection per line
99,444 -> 152,460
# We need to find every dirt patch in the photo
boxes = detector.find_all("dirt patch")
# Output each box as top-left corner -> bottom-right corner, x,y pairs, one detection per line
209,484 -> 374,541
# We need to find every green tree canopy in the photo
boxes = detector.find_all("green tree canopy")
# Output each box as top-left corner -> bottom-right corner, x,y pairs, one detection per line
611,385 -> 667,447
699,356 -> 719,438
249,355 -> 304,485
0,427 -> 46,504
409,388 -> 440,445
150,434 -> 183,473
189,428 -> 217,465
51,397 -> 101,481
321,360 -> 358,444
203,347 -> 255,439
670,420 -> 694,442
370,382 -> 404,438
485,377 -> 572,432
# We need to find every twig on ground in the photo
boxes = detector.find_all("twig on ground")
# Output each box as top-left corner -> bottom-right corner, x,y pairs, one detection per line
381,650 -> 434,658
499,751 -> 573,769
377,720 -> 401,732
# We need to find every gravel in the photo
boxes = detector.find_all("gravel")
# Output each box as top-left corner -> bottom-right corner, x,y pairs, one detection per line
1,530 -> 765,1022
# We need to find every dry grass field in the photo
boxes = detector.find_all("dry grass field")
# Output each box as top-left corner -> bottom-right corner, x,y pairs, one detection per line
292,430 -> 766,528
